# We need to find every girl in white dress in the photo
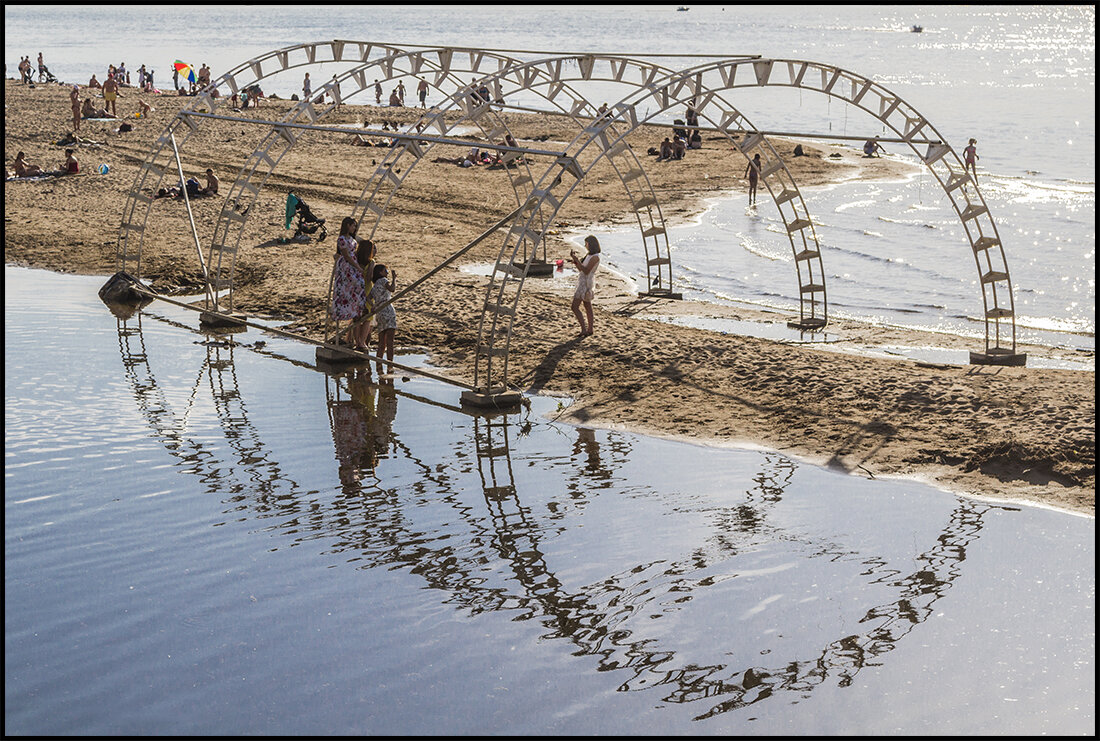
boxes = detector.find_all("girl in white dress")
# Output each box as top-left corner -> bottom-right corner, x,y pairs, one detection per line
369,263 -> 397,370
570,235 -> 601,337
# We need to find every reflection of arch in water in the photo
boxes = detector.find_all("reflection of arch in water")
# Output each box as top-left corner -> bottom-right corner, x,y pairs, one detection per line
115,309 -> 1008,721
115,311 -> 312,511
328,414 -> 997,721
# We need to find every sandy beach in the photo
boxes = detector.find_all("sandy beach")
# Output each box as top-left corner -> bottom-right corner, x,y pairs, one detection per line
5,78 -> 1094,516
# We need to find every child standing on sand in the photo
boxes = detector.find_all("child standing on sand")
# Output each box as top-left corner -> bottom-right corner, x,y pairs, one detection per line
369,263 -> 397,371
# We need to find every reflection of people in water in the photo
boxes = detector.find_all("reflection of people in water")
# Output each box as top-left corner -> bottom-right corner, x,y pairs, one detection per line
331,367 -> 377,490
369,377 -> 398,460
573,427 -> 612,482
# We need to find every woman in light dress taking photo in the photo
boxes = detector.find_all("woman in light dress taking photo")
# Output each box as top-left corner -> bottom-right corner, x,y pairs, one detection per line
570,235 -> 600,337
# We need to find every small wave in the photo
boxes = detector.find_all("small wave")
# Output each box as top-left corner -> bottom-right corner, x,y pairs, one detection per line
1013,314 -> 1096,336
877,215 -> 937,229
834,199 -> 877,213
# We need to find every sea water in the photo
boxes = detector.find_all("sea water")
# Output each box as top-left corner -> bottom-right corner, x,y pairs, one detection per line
4,5 -> 1094,358
4,265 -> 1094,734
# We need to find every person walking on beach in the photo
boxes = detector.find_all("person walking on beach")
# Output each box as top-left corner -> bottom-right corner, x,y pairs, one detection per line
570,235 -> 601,337
103,75 -> 119,117
37,52 -> 46,82
963,138 -> 979,177
70,85 -> 81,133
302,72 -> 311,101
743,153 -> 761,205
369,263 -> 397,371
417,76 -> 428,107
374,79 -> 382,105
333,217 -> 370,350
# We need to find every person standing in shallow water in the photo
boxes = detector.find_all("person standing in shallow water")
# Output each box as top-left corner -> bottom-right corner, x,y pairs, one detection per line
743,153 -> 761,206
570,235 -> 601,337
963,138 -> 979,177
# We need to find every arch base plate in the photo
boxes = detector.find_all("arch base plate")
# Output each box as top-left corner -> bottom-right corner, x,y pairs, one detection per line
510,259 -> 556,278
639,290 -> 683,300
200,311 -> 249,329
316,346 -> 371,365
788,317 -> 828,331
461,388 -> 524,409
969,350 -> 1027,367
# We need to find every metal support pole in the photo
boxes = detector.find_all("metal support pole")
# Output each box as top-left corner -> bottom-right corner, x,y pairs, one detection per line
169,133 -> 215,309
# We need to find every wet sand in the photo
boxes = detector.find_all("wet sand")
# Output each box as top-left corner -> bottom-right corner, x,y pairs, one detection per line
4,79 -> 1094,515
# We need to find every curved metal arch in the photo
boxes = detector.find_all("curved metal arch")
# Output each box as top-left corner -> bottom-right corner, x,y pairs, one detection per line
398,54 -> 832,392
119,44 -> 825,351
647,57 -> 1019,360
469,54 -> 1022,392
321,52 -> 827,391
190,44 -> 682,343
115,42 -> 679,315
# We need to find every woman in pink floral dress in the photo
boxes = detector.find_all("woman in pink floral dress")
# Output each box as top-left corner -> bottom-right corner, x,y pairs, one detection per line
332,216 -> 369,349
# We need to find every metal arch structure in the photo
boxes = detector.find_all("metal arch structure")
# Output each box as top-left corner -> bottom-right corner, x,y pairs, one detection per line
570,55 -> 1020,363
117,44 -> 1024,407
355,53 -> 833,395
451,54 -> 1024,397
666,56 -> 1021,365
308,51 -> 831,381
115,41 -> 684,311
117,41 -> 817,333
116,42 -> 831,394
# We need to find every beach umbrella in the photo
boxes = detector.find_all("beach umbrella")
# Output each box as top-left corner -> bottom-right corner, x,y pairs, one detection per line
173,60 -> 196,84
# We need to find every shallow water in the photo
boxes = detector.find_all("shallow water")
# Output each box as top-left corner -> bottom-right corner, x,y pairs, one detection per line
4,266 -> 1094,735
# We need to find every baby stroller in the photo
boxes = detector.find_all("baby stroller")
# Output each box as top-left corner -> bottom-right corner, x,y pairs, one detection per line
285,192 -> 327,242
40,65 -> 58,84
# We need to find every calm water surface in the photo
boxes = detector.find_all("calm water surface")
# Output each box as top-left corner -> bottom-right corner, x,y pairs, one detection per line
4,266 -> 1094,734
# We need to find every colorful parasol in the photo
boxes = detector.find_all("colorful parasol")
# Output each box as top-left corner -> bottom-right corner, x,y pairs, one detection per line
173,60 -> 197,84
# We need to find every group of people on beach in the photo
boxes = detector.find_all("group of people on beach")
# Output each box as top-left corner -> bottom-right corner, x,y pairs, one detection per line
152,168 -> 219,199
651,100 -> 704,162
10,149 -> 78,179
331,218 -> 397,368
328,215 -> 602,362
17,53 -> 53,84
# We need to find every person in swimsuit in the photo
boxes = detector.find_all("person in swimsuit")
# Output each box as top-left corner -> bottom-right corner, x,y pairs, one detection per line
70,86 -> 81,133
863,137 -> 885,157
570,235 -> 601,337
103,76 -> 119,117
963,138 -> 979,176
743,153 -> 761,205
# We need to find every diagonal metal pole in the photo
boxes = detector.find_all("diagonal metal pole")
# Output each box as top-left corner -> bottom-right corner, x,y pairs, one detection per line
338,202 -> 529,339
169,133 -> 214,309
